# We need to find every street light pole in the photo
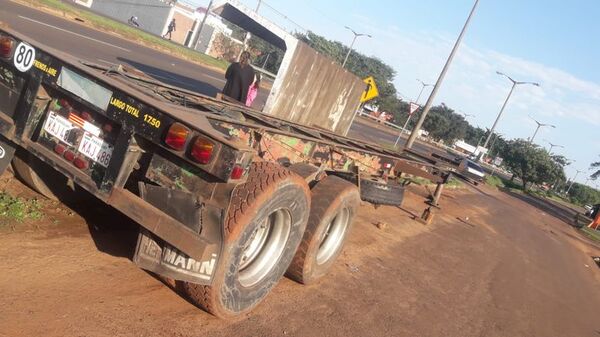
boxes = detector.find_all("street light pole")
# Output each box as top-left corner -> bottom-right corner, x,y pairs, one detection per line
414,79 -> 432,105
342,26 -> 371,68
405,0 -> 480,149
566,169 -> 584,194
529,117 -> 555,144
394,79 -> 432,146
481,72 -> 540,151
544,140 -> 563,154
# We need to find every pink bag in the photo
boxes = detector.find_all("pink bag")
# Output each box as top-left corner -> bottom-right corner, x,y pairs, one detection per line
246,84 -> 258,107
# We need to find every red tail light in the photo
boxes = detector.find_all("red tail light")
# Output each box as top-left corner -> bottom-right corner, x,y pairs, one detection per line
0,35 -> 15,59
165,123 -> 190,151
54,143 -> 66,155
230,164 -> 244,180
63,150 -> 75,162
190,137 -> 214,164
73,157 -> 89,170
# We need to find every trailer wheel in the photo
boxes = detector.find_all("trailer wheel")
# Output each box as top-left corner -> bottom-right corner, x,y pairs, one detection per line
12,150 -> 67,200
360,178 -> 406,206
181,162 -> 310,319
286,175 -> 360,284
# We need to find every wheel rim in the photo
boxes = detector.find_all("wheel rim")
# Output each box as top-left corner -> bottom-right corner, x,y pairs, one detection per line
238,208 -> 292,287
316,207 -> 350,265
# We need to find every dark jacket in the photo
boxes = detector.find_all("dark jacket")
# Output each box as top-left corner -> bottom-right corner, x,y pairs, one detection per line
222,62 -> 255,103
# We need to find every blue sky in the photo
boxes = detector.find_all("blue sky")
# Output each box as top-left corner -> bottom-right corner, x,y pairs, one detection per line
187,0 -> 600,185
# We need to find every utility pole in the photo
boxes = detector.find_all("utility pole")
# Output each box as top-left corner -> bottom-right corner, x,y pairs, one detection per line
405,0 -> 479,149
342,26 -> 371,68
192,0 -> 213,51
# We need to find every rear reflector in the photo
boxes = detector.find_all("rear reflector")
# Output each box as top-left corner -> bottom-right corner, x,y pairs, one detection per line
0,35 -> 15,59
165,123 -> 190,151
190,137 -> 214,165
230,164 -> 244,180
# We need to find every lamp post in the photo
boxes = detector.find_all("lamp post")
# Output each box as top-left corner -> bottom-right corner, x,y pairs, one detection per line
481,71 -> 540,152
544,140 -> 563,154
529,116 -> 555,144
405,0 -> 480,149
394,79 -> 432,147
460,110 -> 475,120
566,169 -> 584,194
342,26 -> 371,68
414,79 -> 432,105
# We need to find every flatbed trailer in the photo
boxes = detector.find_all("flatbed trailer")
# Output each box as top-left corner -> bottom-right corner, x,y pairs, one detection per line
0,27 -> 451,318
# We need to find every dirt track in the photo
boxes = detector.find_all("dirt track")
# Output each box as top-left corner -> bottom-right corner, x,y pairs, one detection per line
1,176 -> 600,337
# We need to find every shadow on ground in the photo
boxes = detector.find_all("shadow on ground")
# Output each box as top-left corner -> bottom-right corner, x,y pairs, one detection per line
62,189 -> 139,259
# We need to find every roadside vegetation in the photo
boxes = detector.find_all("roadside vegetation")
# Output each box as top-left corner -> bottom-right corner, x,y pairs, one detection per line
17,0 -> 229,70
580,227 -> 600,243
0,192 -> 43,225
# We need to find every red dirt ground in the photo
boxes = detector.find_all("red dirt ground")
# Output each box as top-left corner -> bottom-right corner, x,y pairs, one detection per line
1,174 -> 599,337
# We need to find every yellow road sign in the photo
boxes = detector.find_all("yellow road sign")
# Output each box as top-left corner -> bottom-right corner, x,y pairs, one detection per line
360,76 -> 379,103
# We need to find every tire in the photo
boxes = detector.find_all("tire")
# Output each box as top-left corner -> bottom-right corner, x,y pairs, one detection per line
287,175 -> 360,284
12,150 -> 67,200
360,178 -> 405,206
181,162 -> 310,319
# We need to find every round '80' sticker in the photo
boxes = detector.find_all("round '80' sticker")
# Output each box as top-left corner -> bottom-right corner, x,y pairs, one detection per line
13,42 -> 36,73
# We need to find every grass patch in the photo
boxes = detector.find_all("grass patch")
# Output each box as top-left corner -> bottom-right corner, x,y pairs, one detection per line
0,192 -> 43,224
485,175 -> 504,188
18,0 -> 229,71
446,177 -> 463,189
580,226 -> 600,243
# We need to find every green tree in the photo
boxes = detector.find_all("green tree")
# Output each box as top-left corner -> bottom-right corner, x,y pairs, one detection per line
419,104 -> 468,144
296,31 -> 400,112
500,139 -> 566,190
567,183 -> 600,206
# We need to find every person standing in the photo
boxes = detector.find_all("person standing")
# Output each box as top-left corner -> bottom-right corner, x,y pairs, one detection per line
222,51 -> 255,103
163,19 -> 176,40
245,73 -> 261,107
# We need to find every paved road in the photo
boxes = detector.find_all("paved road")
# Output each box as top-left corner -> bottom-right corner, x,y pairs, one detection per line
0,1 -> 269,107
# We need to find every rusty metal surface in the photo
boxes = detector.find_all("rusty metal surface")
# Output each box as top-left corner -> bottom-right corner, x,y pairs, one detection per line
107,187 -> 215,261
263,42 -> 364,134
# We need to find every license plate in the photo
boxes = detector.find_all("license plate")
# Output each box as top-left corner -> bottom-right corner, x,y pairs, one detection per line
78,132 -> 113,168
44,111 -> 75,145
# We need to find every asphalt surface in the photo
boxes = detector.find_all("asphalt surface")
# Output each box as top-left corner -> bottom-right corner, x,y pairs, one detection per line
0,1 -> 269,107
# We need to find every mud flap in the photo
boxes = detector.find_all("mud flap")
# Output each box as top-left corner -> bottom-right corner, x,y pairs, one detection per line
0,135 -> 16,175
132,184 -> 224,285
134,230 -> 218,284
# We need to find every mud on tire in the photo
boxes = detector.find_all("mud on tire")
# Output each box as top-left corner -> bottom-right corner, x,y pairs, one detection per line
286,175 -> 360,284
181,162 -> 310,319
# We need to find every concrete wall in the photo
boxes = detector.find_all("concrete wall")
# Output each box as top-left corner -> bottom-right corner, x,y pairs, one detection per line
166,10 -> 196,45
90,0 -> 172,36
263,42 -> 364,134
